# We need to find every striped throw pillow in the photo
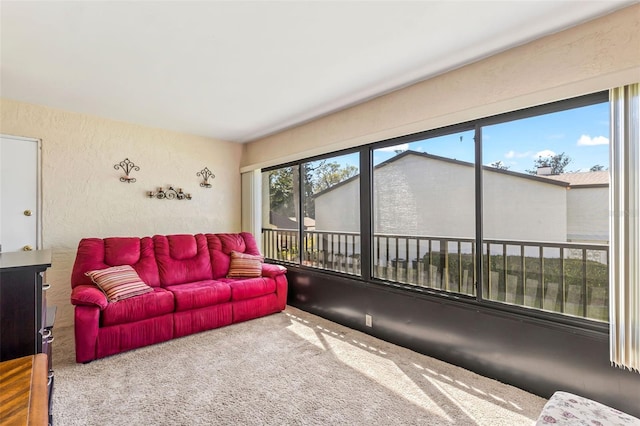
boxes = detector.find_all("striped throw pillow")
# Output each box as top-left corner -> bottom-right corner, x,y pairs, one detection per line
85,265 -> 153,302
227,251 -> 264,278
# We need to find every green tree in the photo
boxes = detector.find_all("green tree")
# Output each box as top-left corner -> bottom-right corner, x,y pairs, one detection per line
489,161 -> 510,170
269,167 -> 295,217
590,164 -> 605,172
308,161 -> 358,193
268,161 -> 358,221
304,160 -> 358,218
526,152 -> 572,175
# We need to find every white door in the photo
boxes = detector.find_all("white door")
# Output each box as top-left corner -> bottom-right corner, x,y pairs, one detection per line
0,135 -> 40,253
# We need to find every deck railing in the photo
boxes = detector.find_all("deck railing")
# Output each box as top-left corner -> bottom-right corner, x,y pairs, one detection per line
262,228 -> 609,322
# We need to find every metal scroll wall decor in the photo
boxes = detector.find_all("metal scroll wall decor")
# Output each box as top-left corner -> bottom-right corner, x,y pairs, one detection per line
197,167 -> 215,188
114,158 -> 140,183
148,186 -> 192,200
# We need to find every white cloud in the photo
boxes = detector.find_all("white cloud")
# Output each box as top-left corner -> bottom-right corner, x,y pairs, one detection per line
534,149 -> 556,159
577,134 -> 609,146
505,150 -> 532,159
378,143 -> 409,152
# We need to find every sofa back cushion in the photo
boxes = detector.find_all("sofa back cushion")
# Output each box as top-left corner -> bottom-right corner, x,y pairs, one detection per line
71,237 -> 161,288
153,234 -> 212,286
206,232 -> 261,279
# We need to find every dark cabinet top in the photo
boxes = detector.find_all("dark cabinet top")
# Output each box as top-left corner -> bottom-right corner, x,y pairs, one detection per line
0,250 -> 52,272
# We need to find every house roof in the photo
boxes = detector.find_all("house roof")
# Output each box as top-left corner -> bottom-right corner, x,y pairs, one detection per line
542,171 -> 609,187
313,150 -> 569,198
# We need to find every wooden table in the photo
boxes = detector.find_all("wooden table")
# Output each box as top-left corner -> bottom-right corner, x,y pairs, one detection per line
0,354 -> 48,425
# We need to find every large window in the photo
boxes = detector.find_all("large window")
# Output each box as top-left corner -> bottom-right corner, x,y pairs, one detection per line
372,129 -> 476,295
303,153 -> 361,275
261,92 -> 611,324
262,152 -> 361,276
262,165 -> 300,263
482,101 -> 609,321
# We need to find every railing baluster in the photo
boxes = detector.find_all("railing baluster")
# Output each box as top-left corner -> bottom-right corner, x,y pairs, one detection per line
344,233 -> 348,273
582,248 -> 588,317
428,239 -> 433,287
385,237 -> 390,280
539,246 -> 544,309
486,243 -> 491,300
443,240 -> 448,291
502,243 -> 507,302
521,244 -> 525,306
472,240 -> 476,296
405,237 -> 410,284
375,235 -> 379,277
394,237 -> 399,282
415,238 -> 420,285
457,241 -> 462,293
560,246 -> 565,313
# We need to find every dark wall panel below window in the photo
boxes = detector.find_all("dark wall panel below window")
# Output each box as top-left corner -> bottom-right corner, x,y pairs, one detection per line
285,266 -> 640,418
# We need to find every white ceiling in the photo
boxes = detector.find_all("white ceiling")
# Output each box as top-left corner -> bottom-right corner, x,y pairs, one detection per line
1,1 -> 634,143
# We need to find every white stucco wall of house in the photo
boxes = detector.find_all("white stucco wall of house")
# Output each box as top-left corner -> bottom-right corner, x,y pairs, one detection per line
482,170 -> 567,243
314,178 -> 360,232
373,155 -> 476,238
566,186 -> 609,243
314,154 -> 568,243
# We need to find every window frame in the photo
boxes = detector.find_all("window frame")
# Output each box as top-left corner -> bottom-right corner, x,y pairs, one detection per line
261,90 -> 610,333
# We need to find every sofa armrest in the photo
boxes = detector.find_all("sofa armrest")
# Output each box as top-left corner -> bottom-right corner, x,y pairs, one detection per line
71,285 -> 108,310
261,263 -> 287,278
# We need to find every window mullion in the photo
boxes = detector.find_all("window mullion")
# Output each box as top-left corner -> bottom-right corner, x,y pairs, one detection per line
475,124 -> 484,301
297,163 -> 304,265
360,146 -> 372,281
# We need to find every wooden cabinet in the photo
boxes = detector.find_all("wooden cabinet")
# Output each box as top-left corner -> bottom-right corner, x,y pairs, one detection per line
0,249 -> 54,423
0,354 -> 49,425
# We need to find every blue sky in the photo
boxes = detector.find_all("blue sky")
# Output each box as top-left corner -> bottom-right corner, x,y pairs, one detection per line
371,101 -> 610,173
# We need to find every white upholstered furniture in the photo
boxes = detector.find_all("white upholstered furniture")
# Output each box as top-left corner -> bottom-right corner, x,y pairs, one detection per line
536,391 -> 640,425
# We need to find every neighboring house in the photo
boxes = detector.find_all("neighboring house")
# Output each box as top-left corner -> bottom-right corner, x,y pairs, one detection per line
266,211 -> 316,231
314,151 -> 571,243
543,171 -> 609,243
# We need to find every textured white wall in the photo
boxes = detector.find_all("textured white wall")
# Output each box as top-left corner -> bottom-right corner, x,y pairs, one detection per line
482,170 -> 567,242
0,99 -> 242,328
566,187 -> 609,242
242,5 -> 640,171
314,178 -> 360,232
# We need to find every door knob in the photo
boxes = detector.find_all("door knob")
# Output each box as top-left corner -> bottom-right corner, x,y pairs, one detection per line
22,245 -> 33,251
24,210 -> 32,216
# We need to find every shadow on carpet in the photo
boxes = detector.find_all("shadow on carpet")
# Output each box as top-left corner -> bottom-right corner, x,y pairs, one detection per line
52,306 -> 545,425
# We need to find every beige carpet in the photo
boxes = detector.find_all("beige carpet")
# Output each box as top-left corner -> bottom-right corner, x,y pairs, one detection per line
52,306 -> 546,425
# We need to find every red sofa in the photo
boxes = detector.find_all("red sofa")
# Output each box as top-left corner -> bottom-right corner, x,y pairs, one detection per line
70,232 -> 287,363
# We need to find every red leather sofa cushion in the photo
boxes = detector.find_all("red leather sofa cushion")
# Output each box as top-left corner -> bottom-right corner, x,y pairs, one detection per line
153,234 -> 212,286
206,232 -> 261,278
219,277 -> 277,301
164,280 -> 231,311
71,237 -> 161,287
101,287 -> 175,327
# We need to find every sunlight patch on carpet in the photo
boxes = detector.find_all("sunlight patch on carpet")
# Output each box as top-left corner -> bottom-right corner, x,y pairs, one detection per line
286,318 -> 327,350
321,332 -> 453,422
423,373 -> 534,425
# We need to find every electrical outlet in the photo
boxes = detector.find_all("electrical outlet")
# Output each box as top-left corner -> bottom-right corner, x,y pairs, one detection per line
365,314 -> 372,327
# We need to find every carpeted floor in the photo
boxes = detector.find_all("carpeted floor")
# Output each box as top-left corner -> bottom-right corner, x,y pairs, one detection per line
52,306 -> 546,425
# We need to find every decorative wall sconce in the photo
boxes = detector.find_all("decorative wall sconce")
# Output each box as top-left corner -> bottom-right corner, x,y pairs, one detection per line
114,158 -> 140,183
148,186 -> 192,200
197,167 -> 215,188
